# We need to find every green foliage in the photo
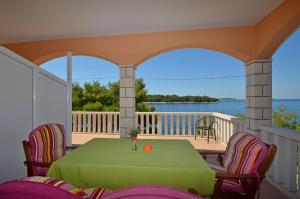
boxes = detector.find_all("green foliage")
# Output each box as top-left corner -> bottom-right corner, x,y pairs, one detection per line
272,105 -> 299,130
234,106 -> 300,132
72,82 -> 84,111
72,79 -> 155,112
235,113 -> 246,119
146,94 -> 218,102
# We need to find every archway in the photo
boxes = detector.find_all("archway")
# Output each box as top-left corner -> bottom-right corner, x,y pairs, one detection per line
41,55 -> 120,139
272,28 -> 300,131
135,48 -> 245,136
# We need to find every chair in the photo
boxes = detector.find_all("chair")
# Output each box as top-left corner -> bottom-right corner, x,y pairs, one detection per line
199,132 -> 277,199
195,116 -> 216,143
0,176 -> 111,199
101,185 -> 206,199
22,123 -> 74,177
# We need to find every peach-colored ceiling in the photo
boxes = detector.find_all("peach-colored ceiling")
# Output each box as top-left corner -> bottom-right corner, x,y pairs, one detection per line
0,0 -> 282,44
3,0 -> 300,66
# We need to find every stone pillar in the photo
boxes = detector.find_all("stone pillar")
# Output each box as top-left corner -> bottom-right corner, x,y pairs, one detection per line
245,60 -> 272,135
119,65 -> 135,138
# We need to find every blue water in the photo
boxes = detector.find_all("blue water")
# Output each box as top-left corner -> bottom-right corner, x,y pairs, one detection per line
149,99 -> 300,117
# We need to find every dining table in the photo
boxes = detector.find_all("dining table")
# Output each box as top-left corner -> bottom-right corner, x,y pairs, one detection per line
47,138 -> 215,196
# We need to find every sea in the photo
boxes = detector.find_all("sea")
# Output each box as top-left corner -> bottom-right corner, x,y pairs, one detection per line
148,99 -> 300,117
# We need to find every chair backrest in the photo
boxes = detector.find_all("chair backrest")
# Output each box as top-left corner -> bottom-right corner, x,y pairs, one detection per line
223,132 -> 269,175
0,177 -> 88,199
103,185 -> 205,199
28,123 -> 66,163
196,116 -> 215,128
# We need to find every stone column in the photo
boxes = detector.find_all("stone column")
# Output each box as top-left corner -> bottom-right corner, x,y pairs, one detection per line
245,60 -> 272,135
119,65 -> 135,138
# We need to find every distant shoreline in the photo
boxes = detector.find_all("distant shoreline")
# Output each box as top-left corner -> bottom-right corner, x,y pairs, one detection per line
146,101 -> 219,104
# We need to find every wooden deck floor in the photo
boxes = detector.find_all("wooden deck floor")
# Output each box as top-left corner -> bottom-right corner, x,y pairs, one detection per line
72,133 -> 288,199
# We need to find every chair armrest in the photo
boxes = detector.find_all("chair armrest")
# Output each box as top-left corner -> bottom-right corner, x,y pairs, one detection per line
216,172 -> 257,180
212,172 -> 258,199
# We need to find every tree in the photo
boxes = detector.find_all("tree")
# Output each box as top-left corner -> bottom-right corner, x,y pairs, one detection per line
135,79 -> 155,111
72,79 -> 155,112
72,82 -> 83,111
273,105 -> 298,130
235,106 -> 300,132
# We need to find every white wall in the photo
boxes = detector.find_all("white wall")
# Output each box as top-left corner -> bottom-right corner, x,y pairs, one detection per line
0,47 -> 68,182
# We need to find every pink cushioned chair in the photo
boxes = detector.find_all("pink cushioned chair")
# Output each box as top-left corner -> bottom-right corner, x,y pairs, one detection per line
0,176 -> 111,199
22,123 -> 75,176
92,185 -> 206,199
199,132 -> 277,199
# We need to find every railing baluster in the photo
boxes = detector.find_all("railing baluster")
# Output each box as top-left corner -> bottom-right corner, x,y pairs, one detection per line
114,113 -> 118,133
107,114 -> 112,133
157,114 -> 162,135
283,138 -> 297,191
193,114 -> 197,135
102,113 -> 106,133
188,114 -> 192,136
146,113 -> 150,134
182,113 -> 186,136
164,114 -> 168,135
170,114 -> 174,135
176,114 -> 180,135
87,113 -> 91,132
297,143 -> 300,196
141,113 -> 145,134
73,113 -> 77,132
92,113 -> 96,133
273,135 -> 284,183
77,113 -> 81,132
82,113 -> 86,132
97,113 -> 101,133
152,113 -> 155,134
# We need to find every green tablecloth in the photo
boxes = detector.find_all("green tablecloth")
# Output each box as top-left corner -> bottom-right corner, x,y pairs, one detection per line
47,138 -> 215,195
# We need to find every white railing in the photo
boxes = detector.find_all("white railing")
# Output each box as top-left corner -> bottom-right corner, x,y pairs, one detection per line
259,125 -> 300,198
72,111 -> 245,142
72,112 -> 119,133
213,112 -> 245,143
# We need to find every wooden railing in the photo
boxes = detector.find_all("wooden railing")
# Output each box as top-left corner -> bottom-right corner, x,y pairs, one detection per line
72,111 -> 245,142
259,125 -> 300,198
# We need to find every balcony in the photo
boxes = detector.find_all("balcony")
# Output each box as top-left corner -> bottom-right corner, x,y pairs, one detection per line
72,111 -> 298,199
1,1 -> 300,198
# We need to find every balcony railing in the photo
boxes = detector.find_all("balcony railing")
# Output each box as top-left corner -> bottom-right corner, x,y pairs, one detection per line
72,111 -> 245,143
259,125 -> 300,198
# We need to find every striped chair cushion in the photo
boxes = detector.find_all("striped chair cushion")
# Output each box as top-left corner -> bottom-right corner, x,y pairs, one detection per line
84,188 -> 112,199
29,123 -> 66,163
19,176 -> 88,198
223,132 -> 268,175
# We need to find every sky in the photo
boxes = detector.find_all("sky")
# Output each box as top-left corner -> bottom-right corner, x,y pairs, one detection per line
41,29 -> 300,99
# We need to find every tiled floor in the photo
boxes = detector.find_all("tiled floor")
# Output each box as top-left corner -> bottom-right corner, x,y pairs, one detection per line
72,133 -> 288,199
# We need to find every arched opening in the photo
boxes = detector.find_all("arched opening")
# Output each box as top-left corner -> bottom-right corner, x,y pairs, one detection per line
136,48 -> 245,136
41,55 -> 119,111
272,28 -> 300,131
41,55 -> 120,137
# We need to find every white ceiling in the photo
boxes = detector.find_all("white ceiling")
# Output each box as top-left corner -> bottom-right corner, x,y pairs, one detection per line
0,0 -> 283,44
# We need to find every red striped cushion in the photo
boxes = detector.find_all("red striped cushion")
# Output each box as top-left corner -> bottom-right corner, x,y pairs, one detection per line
84,188 -> 112,199
19,176 -> 88,198
29,123 -> 66,163
223,132 -> 268,175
